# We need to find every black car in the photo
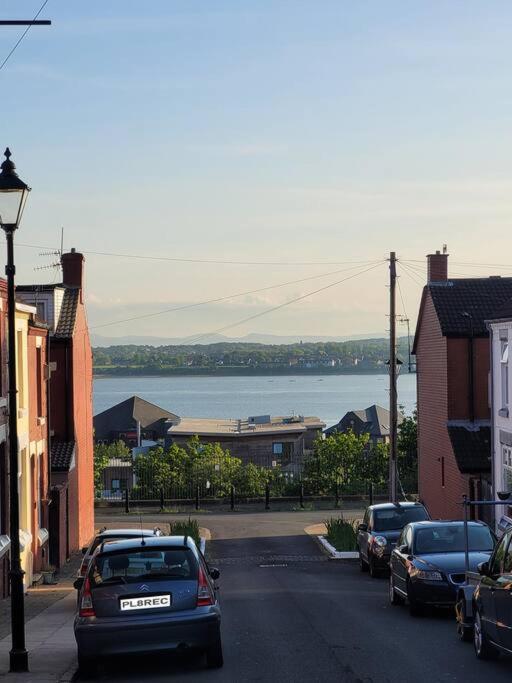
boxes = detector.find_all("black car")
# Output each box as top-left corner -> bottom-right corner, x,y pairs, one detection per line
357,502 -> 430,577
389,520 -> 495,616
472,526 -> 512,659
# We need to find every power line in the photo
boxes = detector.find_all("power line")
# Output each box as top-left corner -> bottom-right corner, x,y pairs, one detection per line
16,242 -> 382,268
90,260 -> 384,330
181,261 -> 386,345
398,261 -> 425,288
0,0 -> 50,72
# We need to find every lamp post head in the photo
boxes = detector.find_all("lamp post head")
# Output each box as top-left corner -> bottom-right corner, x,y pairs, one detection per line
0,148 -> 31,231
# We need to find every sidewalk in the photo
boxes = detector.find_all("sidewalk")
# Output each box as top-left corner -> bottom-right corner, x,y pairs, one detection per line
0,591 -> 77,682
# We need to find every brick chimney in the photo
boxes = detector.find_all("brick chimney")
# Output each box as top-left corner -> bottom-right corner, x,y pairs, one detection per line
427,248 -> 448,283
61,248 -> 85,299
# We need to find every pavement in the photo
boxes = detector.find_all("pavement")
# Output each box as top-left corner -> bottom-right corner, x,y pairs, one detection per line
0,510 -> 510,681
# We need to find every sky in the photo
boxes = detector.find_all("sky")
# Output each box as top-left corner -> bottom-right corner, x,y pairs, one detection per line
2,1 -> 512,341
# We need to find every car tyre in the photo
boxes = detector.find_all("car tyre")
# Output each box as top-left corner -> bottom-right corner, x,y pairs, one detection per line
474,609 -> 499,660
368,554 -> 380,578
206,636 -> 224,669
455,597 -> 473,642
359,550 -> 368,572
389,573 -> 404,606
407,581 -> 423,617
78,654 -> 97,678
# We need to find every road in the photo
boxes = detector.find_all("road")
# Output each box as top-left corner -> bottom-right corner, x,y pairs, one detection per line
83,512 -> 511,682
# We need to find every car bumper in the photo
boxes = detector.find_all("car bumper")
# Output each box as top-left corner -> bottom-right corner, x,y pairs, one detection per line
74,610 -> 221,658
409,580 -> 456,606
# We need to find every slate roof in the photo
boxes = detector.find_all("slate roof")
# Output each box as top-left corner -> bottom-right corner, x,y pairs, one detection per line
428,278 -> 512,337
54,287 -> 79,338
325,404 -> 403,438
94,396 -> 180,441
51,441 -> 76,472
486,297 -> 512,322
447,423 -> 491,474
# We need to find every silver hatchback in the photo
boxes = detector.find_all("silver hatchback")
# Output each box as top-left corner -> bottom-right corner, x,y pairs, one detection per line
74,535 -> 222,675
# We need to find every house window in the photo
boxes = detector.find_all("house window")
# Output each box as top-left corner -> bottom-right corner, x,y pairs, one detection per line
272,443 -> 283,455
111,479 -> 120,491
501,337 -> 509,412
36,346 -> 43,417
503,445 -> 512,492
16,330 -> 24,410
36,302 -> 46,320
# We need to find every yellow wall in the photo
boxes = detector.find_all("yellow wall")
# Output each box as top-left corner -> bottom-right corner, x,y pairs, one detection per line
15,307 -> 32,590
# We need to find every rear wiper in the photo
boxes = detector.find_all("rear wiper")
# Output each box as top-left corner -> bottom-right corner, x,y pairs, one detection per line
101,576 -> 127,585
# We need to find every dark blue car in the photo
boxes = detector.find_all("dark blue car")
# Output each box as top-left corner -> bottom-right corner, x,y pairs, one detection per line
74,535 -> 222,675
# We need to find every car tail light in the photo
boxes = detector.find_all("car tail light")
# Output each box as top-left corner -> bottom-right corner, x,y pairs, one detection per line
79,577 -> 96,618
197,566 -> 214,607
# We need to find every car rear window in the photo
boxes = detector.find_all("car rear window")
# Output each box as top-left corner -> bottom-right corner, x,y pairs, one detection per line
414,525 -> 494,554
90,548 -> 198,586
89,535 -> 133,554
373,506 -> 428,531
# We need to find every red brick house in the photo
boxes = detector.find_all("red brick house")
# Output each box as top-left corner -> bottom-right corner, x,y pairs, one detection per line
17,249 -> 94,568
413,251 -> 512,520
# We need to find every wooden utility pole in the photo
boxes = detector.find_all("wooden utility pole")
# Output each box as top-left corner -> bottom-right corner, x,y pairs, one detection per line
389,251 -> 398,503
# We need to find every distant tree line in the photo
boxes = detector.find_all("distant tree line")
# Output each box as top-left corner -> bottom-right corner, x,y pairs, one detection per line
93,338 -> 412,375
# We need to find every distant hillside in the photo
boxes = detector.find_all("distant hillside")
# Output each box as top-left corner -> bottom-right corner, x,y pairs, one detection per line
93,337 -> 413,376
91,332 -> 386,347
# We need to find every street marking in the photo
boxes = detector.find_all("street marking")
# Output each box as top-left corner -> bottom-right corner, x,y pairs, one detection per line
259,564 -> 288,568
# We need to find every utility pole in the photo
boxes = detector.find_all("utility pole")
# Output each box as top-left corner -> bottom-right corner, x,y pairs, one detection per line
389,251 -> 398,503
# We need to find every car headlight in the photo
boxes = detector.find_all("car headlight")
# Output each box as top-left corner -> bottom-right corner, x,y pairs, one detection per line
373,536 -> 387,547
409,567 -> 443,581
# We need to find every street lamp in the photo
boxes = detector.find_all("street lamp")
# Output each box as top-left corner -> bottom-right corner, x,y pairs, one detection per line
0,147 -> 31,673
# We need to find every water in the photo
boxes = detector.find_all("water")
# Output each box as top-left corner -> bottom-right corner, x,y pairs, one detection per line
93,373 -> 417,427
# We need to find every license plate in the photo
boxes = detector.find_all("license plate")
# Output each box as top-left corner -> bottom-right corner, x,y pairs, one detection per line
120,594 -> 171,611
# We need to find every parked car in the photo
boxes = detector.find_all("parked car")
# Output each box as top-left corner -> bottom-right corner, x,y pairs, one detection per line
73,535 -> 222,675
470,526 -> 512,659
389,520 -> 495,616
78,526 -> 163,577
357,502 -> 430,577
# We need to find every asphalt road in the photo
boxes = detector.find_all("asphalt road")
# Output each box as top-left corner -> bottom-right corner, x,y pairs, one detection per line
82,512 -> 511,682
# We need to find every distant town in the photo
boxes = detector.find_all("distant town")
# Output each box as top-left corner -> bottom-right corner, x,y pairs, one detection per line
92,337 -> 412,376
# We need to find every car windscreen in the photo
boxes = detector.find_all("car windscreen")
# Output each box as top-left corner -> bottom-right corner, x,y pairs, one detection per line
373,507 -> 428,532
89,548 -> 198,586
413,525 -> 494,554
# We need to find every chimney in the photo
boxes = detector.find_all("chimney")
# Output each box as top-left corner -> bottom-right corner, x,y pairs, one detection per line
427,248 -> 448,283
61,248 -> 85,299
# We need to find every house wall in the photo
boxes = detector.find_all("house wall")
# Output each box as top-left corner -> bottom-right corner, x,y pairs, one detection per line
416,293 -> 470,519
27,327 -> 49,573
490,321 -> 512,525
447,337 -> 490,420
0,283 -> 8,599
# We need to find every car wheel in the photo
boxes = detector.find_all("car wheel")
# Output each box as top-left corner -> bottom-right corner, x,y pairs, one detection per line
368,554 -> 380,578
389,573 -> 404,606
407,581 -> 423,617
474,609 -> 499,660
78,654 -> 97,678
206,635 -> 224,669
455,597 -> 473,642
359,550 -> 369,572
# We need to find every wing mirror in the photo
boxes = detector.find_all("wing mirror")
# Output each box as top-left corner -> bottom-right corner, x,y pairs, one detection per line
357,523 -> 368,533
478,561 -> 489,576
73,577 -> 84,591
209,567 -> 220,580
398,544 -> 410,555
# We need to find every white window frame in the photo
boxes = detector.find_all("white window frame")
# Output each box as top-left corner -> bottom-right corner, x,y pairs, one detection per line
503,445 -> 512,493
501,337 -> 509,413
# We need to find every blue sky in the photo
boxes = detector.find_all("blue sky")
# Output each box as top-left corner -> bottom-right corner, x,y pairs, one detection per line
2,1 -> 512,339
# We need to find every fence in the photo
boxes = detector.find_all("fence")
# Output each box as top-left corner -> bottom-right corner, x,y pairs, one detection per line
96,455 -> 417,509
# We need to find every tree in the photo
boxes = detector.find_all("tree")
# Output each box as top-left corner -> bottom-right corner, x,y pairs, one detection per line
397,409 -> 418,491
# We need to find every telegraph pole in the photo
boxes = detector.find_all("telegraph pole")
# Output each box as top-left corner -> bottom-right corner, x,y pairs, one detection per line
389,252 -> 398,503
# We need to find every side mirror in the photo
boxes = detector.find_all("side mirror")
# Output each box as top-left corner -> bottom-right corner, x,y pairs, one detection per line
398,544 -> 410,555
357,523 -> 368,533
209,567 -> 220,581
81,547 -> 88,555
478,561 -> 489,576
73,577 -> 84,591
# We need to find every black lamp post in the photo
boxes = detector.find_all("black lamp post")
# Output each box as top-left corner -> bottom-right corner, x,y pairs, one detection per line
0,148 -> 30,673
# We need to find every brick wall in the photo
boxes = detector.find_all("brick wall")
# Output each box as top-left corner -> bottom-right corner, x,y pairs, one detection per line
447,337 -> 490,420
416,292 -> 470,518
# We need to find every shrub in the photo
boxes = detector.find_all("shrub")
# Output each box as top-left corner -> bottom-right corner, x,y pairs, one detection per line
169,517 -> 201,546
325,516 -> 358,551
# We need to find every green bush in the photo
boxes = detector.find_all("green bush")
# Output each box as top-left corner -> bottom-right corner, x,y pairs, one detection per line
325,516 -> 358,551
170,517 -> 201,546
